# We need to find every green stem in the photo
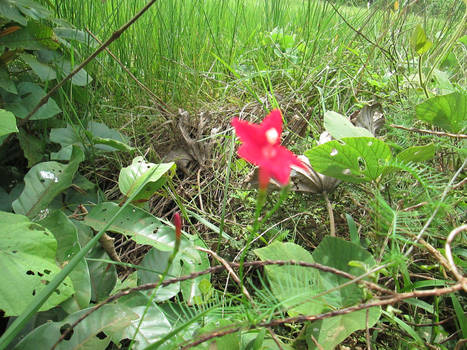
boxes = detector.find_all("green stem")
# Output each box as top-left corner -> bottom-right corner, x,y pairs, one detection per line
128,243 -> 180,350
418,55 -> 429,99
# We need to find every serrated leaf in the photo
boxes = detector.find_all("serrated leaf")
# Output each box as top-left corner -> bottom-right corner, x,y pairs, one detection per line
396,143 -> 435,163
0,108 -> 18,136
21,53 -> 57,81
0,211 -> 74,316
2,82 -> 61,120
324,111 -> 373,138
39,210 -> 91,310
410,24 -> 432,55
14,303 -> 135,350
305,137 -> 392,183
83,202 -> 178,251
12,146 -> 84,218
118,157 -> 175,202
415,91 -> 466,133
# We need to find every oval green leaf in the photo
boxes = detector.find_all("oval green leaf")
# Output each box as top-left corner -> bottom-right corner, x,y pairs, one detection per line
0,212 -> 74,316
305,137 -> 392,183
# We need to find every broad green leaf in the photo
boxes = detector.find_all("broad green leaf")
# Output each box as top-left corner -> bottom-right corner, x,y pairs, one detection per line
415,92 -> 466,133
0,212 -> 73,316
21,53 -> 57,81
116,293 -> 172,350
0,68 -> 17,94
0,108 -> 18,136
87,243 -> 117,302
12,146 -> 84,218
138,247 -> 182,302
305,237 -> 381,349
254,242 -> 325,316
0,2 -> 27,25
83,202 -> 178,251
51,122 -> 131,153
14,303 -> 135,350
396,143 -> 435,163
180,238 -> 211,305
54,27 -> 98,47
17,128 -> 45,167
92,136 -> 134,152
311,237 -> 377,308
324,111 -> 373,138
39,210 -> 91,310
55,57 -> 92,86
118,157 -> 175,202
9,0 -> 50,21
305,308 -> 381,350
410,24 -> 432,55
2,82 -> 61,120
305,137 -> 392,183
49,123 -> 81,148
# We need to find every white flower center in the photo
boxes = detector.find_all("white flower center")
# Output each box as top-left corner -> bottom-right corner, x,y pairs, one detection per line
265,128 -> 279,144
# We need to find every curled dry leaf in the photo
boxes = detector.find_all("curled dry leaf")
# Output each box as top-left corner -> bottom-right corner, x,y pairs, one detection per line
350,103 -> 385,136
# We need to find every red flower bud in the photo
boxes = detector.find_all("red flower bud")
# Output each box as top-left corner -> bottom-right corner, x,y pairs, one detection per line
173,212 -> 182,243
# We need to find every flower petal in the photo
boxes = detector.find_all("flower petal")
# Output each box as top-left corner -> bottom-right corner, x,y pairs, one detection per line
260,109 -> 283,144
232,117 -> 267,148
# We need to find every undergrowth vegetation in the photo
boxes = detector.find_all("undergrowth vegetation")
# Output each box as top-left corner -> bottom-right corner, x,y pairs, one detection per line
0,0 -> 466,349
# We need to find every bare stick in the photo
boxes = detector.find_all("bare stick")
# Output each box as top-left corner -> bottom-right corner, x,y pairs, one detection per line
390,124 -> 467,139
18,0 -> 160,127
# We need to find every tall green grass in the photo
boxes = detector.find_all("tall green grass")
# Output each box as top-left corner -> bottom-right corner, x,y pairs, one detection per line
47,0 -> 464,111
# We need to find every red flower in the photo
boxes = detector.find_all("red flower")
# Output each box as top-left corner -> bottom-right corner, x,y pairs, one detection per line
232,109 -> 306,189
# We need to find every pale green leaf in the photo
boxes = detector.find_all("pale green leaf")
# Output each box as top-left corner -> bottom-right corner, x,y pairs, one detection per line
0,108 -> 18,137
415,92 -> 466,133
12,146 -> 84,218
83,202 -> 177,251
118,157 -> 175,202
410,24 -> 432,55
0,212 -> 74,316
14,304 -> 135,350
324,111 -> 373,139
396,143 -> 435,163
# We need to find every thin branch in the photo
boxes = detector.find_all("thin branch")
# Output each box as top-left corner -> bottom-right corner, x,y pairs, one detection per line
390,124 -> 467,139
51,259 -> 392,348
181,283 -> 463,349
18,0 -> 160,127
